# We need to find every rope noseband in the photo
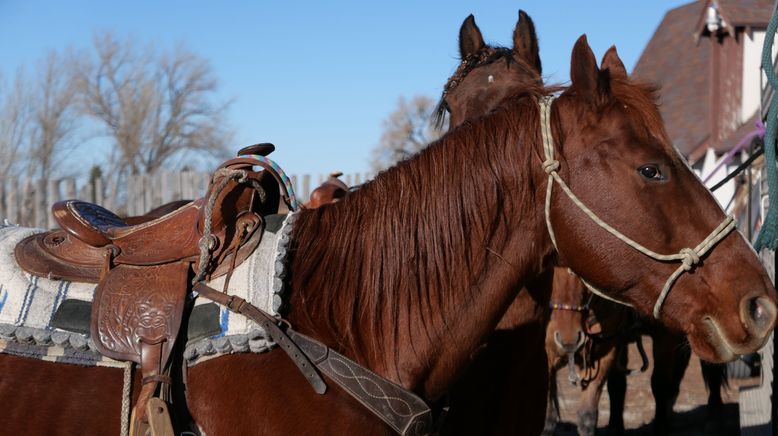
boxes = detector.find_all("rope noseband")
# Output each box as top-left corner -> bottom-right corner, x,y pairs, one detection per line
538,96 -> 737,318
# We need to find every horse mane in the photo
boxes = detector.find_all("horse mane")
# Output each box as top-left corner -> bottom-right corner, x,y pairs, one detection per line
289,83 -> 549,365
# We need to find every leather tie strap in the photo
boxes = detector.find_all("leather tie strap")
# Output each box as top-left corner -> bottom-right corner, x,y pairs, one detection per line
193,283 -> 327,394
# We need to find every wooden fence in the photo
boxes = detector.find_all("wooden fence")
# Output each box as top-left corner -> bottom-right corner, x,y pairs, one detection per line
0,170 -> 371,228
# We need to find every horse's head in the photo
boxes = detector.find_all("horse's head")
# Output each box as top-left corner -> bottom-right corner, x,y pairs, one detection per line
436,10 -> 542,130
547,36 -> 776,362
546,268 -> 588,358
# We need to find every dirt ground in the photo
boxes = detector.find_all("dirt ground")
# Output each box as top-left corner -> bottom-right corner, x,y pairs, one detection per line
551,337 -> 761,435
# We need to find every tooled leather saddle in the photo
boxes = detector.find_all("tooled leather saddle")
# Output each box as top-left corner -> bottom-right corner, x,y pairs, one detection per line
14,144 -> 291,436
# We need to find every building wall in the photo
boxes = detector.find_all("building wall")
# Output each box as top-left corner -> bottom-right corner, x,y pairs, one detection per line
743,30 -> 766,123
714,32 -> 743,143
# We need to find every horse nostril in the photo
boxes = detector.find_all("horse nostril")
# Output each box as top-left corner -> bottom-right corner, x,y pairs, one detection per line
740,295 -> 777,338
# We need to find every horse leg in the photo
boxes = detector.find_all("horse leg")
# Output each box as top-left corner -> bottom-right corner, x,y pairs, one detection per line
576,343 -> 617,436
701,361 -> 726,432
542,362 -> 560,436
650,328 -> 690,435
606,342 -> 627,436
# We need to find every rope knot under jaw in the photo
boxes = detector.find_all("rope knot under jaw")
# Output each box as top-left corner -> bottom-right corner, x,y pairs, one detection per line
543,159 -> 560,174
679,248 -> 701,271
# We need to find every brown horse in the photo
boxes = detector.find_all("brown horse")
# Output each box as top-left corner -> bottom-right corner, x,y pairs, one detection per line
543,269 -> 639,436
2,32 -> 776,436
438,16 -> 740,435
435,12 -> 553,436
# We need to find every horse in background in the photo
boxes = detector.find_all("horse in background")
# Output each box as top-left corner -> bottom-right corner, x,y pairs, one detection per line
543,268 -> 645,436
432,12 -> 553,435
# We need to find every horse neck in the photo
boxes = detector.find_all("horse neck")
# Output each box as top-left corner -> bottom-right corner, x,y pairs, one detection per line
287,101 -> 551,400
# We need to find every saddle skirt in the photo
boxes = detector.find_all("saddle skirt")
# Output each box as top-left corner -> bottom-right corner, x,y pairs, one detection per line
0,214 -> 295,367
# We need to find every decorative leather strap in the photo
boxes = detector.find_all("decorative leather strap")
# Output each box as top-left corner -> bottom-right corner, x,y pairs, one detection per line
193,283 -> 433,436
287,331 -> 433,436
193,283 -> 327,394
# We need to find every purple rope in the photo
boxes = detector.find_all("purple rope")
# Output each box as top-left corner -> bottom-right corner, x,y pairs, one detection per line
702,120 -> 766,184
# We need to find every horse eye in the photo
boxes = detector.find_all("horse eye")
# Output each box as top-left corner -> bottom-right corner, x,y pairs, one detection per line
638,164 -> 663,181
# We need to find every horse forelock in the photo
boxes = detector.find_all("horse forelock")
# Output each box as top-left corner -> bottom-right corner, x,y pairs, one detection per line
606,78 -> 671,149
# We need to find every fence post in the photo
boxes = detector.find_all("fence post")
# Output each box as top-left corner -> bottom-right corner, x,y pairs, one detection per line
179,172 -> 190,200
21,177 -> 34,227
79,181 -> 93,209
94,176 -> 104,205
0,180 -> 5,223
6,178 -> 19,225
104,176 -> 118,212
46,179 -> 59,229
63,178 -> 77,200
302,174 -> 311,202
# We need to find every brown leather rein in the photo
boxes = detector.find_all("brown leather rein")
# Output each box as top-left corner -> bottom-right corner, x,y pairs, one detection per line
193,283 -> 435,436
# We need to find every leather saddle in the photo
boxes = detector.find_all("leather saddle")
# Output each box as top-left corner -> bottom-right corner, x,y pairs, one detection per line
305,171 -> 350,208
14,144 -> 292,436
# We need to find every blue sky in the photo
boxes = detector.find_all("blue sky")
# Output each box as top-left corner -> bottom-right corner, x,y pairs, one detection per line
0,1 -> 691,178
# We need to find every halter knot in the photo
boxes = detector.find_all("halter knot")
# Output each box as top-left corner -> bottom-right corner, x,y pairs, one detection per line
543,159 -> 560,174
679,248 -> 700,271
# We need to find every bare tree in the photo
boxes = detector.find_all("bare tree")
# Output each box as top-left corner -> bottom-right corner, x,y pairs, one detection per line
73,32 -> 232,183
26,51 -> 79,180
0,69 -> 30,180
371,95 -> 444,171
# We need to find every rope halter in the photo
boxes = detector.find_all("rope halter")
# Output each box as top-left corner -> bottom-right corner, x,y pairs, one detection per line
537,96 -> 737,319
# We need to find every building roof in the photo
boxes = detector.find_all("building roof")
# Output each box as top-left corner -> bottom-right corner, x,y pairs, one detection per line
632,1 -> 711,158
714,0 -> 772,28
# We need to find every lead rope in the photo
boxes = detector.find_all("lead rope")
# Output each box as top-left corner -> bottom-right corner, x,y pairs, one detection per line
538,96 -> 737,318
120,361 -> 132,436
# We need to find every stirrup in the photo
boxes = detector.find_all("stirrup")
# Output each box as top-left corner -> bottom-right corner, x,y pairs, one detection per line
130,398 -> 174,436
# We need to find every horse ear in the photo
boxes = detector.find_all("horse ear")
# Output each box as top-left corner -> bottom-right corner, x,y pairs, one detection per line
513,10 -> 542,74
570,35 -> 602,102
600,46 -> 627,80
459,14 -> 485,59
